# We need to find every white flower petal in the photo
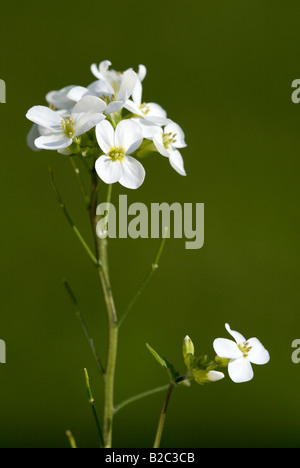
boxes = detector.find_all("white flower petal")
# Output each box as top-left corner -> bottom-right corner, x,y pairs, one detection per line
46,85 -> 75,109
117,69 -> 137,102
213,338 -> 243,360
115,120 -> 143,154
124,100 -> 144,117
27,124 -> 41,152
91,61 -> 112,80
88,80 -> 114,97
228,357 -> 254,383
67,86 -> 94,102
247,338 -> 270,365
138,120 -> 161,139
138,64 -> 147,82
119,155 -> 145,189
132,79 -> 143,107
147,103 -> 168,119
165,121 -> 187,148
169,150 -> 187,176
72,95 -> 106,114
35,133 -> 72,150
225,324 -> 246,345
26,106 -> 62,131
207,371 -> 225,382
105,101 -> 126,115
73,113 -> 105,137
96,120 -> 115,154
95,155 -> 122,184
153,128 -> 171,158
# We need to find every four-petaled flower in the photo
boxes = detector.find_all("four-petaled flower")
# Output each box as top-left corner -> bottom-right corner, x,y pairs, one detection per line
95,120 -> 145,189
26,96 -> 106,150
153,122 -> 187,176
213,324 -> 270,383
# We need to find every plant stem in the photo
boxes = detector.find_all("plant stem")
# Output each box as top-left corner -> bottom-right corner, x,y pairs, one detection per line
118,228 -> 169,328
84,368 -> 105,448
153,383 -> 175,449
63,279 -> 105,375
49,168 -> 99,268
89,172 -> 118,448
66,430 -> 78,448
114,385 -> 170,414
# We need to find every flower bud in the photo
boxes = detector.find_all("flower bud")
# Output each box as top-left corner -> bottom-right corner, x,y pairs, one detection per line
193,369 -> 225,385
183,336 -> 195,359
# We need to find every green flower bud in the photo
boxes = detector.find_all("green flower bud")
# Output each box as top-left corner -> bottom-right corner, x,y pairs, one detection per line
193,369 -> 225,385
183,336 -> 195,359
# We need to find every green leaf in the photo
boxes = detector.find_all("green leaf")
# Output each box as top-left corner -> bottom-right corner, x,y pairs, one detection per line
146,344 -> 181,383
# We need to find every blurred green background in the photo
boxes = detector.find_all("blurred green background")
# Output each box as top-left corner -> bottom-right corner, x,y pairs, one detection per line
1,0 -> 300,448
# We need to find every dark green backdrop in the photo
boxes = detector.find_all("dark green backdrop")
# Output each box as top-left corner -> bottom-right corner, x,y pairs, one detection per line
1,0 -> 300,448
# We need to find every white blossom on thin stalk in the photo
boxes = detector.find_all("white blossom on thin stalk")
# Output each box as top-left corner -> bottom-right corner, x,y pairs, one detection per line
26,96 -> 106,150
68,68 -> 138,115
95,120 -> 145,189
153,121 -> 187,176
213,324 -> 270,383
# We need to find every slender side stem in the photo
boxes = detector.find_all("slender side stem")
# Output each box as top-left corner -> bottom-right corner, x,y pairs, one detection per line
84,368 -> 105,448
66,430 -> 78,449
49,168 -> 99,268
63,280 -> 105,375
118,228 -> 169,328
69,157 -> 90,208
114,385 -> 170,415
153,383 -> 175,449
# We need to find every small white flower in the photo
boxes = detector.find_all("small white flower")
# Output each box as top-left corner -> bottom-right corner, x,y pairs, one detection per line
95,120 -> 145,189
46,85 -> 76,110
26,96 -> 106,150
153,122 -> 187,176
124,79 -> 168,128
68,68 -> 137,115
213,324 -> 270,383
90,60 -> 124,86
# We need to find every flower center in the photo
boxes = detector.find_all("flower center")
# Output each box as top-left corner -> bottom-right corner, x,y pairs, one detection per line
140,102 -> 150,116
163,132 -> 177,150
61,118 -> 75,138
101,94 -> 115,105
108,147 -> 125,161
238,342 -> 252,358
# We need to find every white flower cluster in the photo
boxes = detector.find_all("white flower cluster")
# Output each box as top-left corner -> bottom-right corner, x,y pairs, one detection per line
26,61 -> 187,189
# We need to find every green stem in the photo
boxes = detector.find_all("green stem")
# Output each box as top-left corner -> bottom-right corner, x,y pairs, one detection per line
114,385 -> 169,414
153,383 -> 175,449
66,430 -> 78,449
89,173 -> 118,448
84,368 -> 105,448
118,228 -> 168,328
49,168 -> 99,268
69,157 -> 90,208
63,280 -> 105,375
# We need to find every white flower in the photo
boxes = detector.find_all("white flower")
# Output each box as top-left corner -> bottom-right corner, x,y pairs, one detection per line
124,77 -> 168,128
213,324 -> 270,383
153,122 -> 187,176
26,96 -> 106,150
46,85 -> 76,110
90,60 -> 124,86
68,68 -> 137,115
95,120 -> 145,189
